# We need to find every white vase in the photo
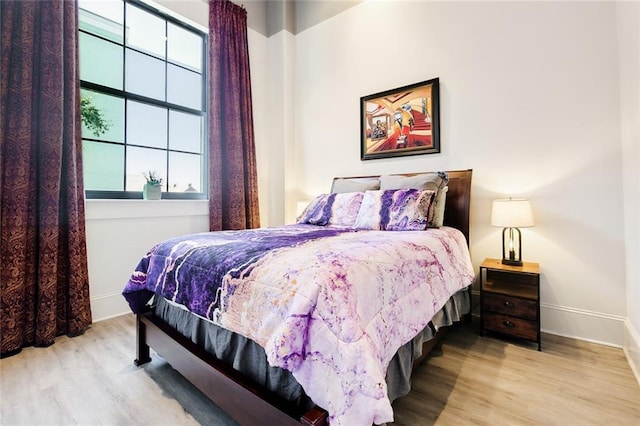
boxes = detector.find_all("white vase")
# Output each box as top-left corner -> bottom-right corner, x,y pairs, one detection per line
143,183 -> 162,200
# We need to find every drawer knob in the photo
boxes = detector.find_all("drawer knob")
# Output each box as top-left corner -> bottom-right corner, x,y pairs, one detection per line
503,301 -> 514,308
503,320 -> 515,328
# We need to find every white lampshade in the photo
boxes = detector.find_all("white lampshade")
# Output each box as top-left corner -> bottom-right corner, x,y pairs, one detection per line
491,198 -> 534,228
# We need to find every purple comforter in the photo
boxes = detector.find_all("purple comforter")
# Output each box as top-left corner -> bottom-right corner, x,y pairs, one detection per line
123,224 -> 474,425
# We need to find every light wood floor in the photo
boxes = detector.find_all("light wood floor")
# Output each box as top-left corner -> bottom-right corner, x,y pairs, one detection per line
1,314 -> 638,425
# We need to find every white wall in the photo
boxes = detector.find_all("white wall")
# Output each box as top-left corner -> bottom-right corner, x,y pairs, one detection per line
257,29 -> 297,226
86,200 -> 209,319
290,1 -> 627,346
617,2 -> 640,382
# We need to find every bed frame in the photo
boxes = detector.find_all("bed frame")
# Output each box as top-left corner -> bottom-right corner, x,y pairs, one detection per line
134,169 -> 472,426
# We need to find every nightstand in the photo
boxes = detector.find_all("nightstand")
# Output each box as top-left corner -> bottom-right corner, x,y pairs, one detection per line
479,258 -> 541,351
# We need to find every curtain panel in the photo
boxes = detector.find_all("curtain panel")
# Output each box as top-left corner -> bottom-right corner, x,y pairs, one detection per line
1,0 -> 92,357
208,0 -> 260,231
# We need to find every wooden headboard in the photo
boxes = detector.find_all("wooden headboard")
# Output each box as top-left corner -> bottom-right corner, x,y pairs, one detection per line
441,169 -> 472,244
331,169 -> 473,244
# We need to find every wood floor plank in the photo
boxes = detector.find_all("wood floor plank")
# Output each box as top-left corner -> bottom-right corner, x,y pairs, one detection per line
1,314 -> 638,425
391,325 -> 640,425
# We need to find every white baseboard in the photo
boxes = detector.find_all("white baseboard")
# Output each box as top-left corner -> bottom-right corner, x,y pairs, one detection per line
540,303 -> 625,348
623,319 -> 640,387
90,292 -> 131,322
90,291 -> 630,352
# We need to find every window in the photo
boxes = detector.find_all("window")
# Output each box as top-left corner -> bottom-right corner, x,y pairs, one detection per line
78,0 -> 207,199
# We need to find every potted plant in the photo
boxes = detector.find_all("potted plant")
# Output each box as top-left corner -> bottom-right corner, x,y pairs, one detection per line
142,170 -> 163,200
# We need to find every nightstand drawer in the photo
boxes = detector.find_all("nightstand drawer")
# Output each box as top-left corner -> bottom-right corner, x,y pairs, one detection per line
486,269 -> 538,286
482,293 -> 537,320
483,312 -> 537,341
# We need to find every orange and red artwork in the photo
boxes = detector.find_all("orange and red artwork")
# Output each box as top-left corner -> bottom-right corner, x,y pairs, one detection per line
361,78 -> 440,160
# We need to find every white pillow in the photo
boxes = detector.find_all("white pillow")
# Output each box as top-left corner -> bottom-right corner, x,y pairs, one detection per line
431,186 -> 448,228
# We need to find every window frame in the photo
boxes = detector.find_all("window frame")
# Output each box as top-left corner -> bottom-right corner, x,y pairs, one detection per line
80,0 -> 208,200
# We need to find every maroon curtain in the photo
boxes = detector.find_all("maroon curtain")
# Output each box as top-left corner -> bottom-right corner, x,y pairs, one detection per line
1,0 -> 92,357
208,0 -> 260,231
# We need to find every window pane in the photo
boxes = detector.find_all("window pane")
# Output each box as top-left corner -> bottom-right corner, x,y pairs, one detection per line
126,3 -> 166,59
169,110 -> 201,153
81,89 -> 124,142
169,152 -> 201,192
83,141 -> 124,190
79,32 -> 123,89
126,147 -> 166,191
125,49 -> 165,100
79,0 -> 124,43
127,101 -> 167,149
167,64 -> 201,110
80,1 -> 206,199
168,23 -> 202,72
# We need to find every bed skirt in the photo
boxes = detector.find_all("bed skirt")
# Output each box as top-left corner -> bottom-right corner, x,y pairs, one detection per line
152,287 -> 470,411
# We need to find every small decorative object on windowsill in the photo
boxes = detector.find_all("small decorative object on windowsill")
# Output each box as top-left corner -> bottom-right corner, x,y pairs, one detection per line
491,198 -> 534,266
142,171 -> 163,200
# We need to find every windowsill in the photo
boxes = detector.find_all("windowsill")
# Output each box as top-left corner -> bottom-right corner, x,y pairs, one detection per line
85,198 -> 209,220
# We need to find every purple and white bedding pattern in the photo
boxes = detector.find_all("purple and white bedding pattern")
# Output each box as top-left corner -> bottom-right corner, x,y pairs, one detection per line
297,192 -> 364,227
123,225 -> 474,425
123,225 -> 348,316
352,188 -> 435,231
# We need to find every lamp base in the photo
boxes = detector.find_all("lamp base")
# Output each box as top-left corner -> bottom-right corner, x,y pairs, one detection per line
501,258 -> 523,267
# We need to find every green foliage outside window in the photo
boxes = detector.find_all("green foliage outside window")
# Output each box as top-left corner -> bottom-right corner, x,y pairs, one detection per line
80,96 -> 110,137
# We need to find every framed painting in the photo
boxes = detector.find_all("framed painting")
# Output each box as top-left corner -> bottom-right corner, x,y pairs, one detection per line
360,78 -> 440,160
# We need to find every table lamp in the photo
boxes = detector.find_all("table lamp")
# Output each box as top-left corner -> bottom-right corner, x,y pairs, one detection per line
491,198 -> 534,266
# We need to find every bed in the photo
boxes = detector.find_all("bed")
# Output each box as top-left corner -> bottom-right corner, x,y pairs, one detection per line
123,169 -> 473,426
